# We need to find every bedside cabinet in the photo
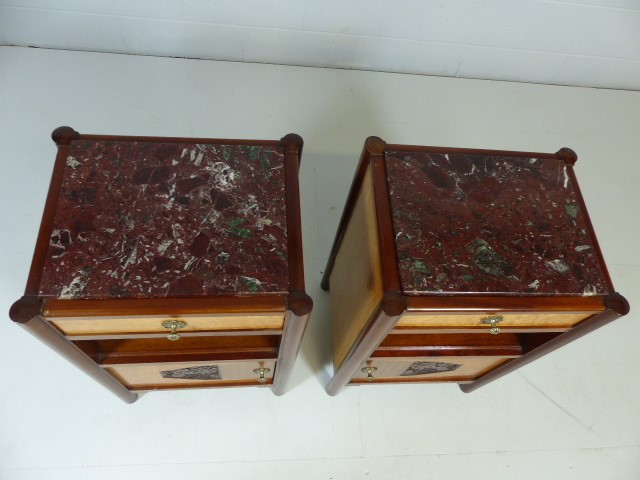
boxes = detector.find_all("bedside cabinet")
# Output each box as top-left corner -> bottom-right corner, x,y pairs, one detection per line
322,137 -> 628,395
10,127 -> 312,403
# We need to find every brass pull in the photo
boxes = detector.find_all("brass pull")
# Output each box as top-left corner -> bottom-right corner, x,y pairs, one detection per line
361,366 -> 378,382
161,320 -> 187,341
481,315 -> 503,334
253,367 -> 271,383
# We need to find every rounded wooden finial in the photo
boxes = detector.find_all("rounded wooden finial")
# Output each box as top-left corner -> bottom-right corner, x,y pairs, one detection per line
364,136 -> 386,155
9,296 -> 43,324
556,147 -> 578,166
287,290 -> 313,316
51,126 -> 80,146
381,291 -> 406,317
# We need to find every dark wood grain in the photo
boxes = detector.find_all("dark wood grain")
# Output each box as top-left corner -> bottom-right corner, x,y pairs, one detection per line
272,307 -> 311,395
43,296 -> 287,318
372,332 -> 560,357
370,155 -> 403,296
405,295 -> 606,313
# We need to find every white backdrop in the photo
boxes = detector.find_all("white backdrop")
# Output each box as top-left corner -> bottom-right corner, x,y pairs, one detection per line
1,46 -> 639,479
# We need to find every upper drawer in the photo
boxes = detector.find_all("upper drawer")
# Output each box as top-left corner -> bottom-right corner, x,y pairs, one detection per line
395,311 -> 595,332
49,313 -> 285,338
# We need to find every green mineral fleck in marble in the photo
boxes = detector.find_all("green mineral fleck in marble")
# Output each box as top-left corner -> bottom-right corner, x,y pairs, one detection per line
565,204 -> 579,218
223,147 -> 231,161
216,252 -> 230,264
399,251 -> 409,261
462,275 -> 475,282
228,227 -> 252,239
227,218 -> 246,228
241,276 -> 262,292
248,146 -> 260,161
413,259 -> 430,274
260,156 -> 271,172
469,239 -> 513,277
275,250 -> 286,259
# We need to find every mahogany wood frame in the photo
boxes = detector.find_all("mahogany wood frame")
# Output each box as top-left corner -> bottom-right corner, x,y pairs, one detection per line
322,137 -> 628,395
10,127 -> 312,402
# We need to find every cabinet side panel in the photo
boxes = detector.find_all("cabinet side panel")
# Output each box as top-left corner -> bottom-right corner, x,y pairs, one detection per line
330,168 -> 384,369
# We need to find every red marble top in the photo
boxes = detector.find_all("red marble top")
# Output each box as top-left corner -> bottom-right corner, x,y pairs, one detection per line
39,140 -> 289,299
385,151 -> 610,296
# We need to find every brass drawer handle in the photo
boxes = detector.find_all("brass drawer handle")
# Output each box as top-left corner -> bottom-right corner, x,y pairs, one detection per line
481,315 -> 503,334
253,367 -> 271,383
361,366 -> 378,382
161,320 -> 187,341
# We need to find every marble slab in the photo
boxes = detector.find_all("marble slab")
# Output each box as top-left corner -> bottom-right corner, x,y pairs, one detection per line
39,140 -> 289,299
385,151 -> 610,296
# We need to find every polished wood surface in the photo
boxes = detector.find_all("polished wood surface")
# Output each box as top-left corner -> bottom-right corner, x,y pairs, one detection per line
75,335 -> 280,365
396,312 -> 593,329
374,332 -> 560,357
330,167 -> 384,369
107,359 -> 276,389
43,296 -> 287,317
351,356 -> 511,382
51,314 -> 285,337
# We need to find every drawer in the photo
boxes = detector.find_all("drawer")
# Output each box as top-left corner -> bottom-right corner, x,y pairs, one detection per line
49,313 -> 285,338
351,356 -> 510,384
106,359 -> 276,390
395,312 -> 595,333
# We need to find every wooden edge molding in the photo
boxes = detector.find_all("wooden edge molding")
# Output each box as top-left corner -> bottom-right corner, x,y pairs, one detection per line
555,147 -> 578,166
42,295 -> 288,318
321,136 -> 387,290
460,291 -> 629,393
25,138 -> 74,294
326,300 -> 402,396
74,132 -> 282,147
283,139 -> 307,293
51,126 -> 80,146
272,308 -> 312,395
9,296 -> 44,324
370,155 -> 402,293
405,294 -> 607,313
286,290 -> 313,316
385,143 -> 562,160
564,165 -> 615,291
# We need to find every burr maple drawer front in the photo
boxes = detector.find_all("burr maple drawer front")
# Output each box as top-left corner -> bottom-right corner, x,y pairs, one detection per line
395,312 -> 595,332
106,359 -> 276,390
351,356 -> 510,384
49,313 -> 285,337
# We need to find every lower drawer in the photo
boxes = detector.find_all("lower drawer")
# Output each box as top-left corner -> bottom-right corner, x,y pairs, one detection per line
351,356 -> 510,384
106,359 -> 276,391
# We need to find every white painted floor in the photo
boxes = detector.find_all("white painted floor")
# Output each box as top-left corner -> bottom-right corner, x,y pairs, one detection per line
1,47 -> 639,479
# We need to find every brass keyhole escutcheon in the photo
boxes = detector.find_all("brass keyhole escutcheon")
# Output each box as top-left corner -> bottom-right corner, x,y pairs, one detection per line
361,365 -> 378,382
481,315 -> 503,335
253,367 -> 271,383
162,320 -> 187,341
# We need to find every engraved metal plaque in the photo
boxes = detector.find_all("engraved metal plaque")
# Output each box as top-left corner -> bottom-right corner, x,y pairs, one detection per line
160,365 -> 221,380
400,361 -> 461,376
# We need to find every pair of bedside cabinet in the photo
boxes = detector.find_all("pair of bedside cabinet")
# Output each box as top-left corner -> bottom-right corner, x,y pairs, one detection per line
10,128 -> 629,402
